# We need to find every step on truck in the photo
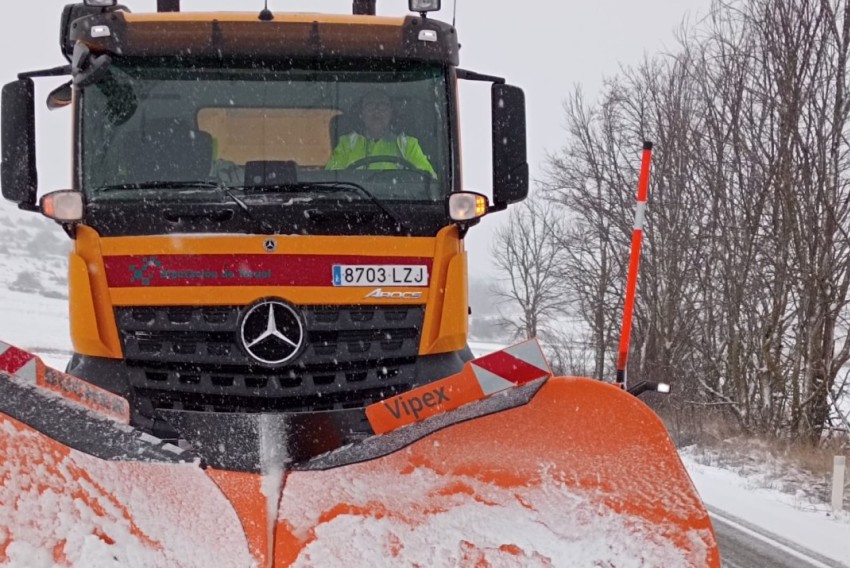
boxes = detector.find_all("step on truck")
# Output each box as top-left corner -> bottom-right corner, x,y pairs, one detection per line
0,1 -> 720,565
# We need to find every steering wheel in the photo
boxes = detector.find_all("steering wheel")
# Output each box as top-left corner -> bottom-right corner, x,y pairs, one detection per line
345,155 -> 420,171
343,156 -> 435,190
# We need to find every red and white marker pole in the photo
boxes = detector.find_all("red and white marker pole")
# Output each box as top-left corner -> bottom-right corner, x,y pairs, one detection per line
615,141 -> 654,389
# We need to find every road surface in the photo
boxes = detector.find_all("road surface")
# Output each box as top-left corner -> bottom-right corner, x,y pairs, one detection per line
711,506 -> 846,568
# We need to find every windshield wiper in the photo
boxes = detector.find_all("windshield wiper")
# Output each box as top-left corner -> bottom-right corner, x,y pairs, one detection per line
240,181 -> 409,234
219,187 -> 277,235
97,181 -> 221,192
97,181 -> 277,234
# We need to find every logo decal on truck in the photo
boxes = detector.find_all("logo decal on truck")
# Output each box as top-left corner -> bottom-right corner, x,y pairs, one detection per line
365,289 -> 423,300
128,256 -> 162,286
382,387 -> 450,420
239,299 -> 304,366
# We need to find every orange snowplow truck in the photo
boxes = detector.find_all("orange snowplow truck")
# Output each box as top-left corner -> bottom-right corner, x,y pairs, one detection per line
0,1 -> 720,566
4,0 -> 528,439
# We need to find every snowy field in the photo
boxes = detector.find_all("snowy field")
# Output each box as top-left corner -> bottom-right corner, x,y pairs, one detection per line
1,207 -> 849,565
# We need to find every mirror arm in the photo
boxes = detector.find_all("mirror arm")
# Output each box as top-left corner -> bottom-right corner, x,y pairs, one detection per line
72,44 -> 112,87
452,219 -> 481,238
60,223 -> 78,239
456,68 -> 505,84
18,65 -> 72,80
627,381 -> 670,398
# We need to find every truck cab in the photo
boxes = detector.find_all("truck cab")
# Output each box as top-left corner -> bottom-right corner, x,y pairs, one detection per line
1,0 -> 528,439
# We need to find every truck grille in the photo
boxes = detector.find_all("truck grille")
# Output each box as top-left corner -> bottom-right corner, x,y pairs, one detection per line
114,305 -> 423,413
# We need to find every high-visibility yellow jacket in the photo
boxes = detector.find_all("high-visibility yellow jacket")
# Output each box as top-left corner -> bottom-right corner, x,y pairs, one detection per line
326,133 -> 436,177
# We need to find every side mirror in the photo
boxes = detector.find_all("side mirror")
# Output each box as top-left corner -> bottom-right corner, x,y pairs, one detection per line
491,83 -> 528,210
1,79 -> 38,211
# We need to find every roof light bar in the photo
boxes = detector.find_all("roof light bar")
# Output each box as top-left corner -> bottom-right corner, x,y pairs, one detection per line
409,0 -> 441,13
83,0 -> 117,6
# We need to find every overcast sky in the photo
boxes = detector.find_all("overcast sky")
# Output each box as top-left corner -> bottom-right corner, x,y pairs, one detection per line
0,0 -> 710,290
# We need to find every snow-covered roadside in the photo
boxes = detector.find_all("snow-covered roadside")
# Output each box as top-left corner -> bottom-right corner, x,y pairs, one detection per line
0,289 -> 71,370
681,451 -> 850,566
0,208 -> 72,370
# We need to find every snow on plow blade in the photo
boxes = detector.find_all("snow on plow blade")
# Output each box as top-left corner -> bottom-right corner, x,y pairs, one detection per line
0,340 -> 719,567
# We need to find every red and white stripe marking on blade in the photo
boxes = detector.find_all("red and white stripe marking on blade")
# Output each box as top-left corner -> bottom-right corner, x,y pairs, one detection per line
0,340 -> 130,424
0,340 -> 43,384
470,340 -> 551,394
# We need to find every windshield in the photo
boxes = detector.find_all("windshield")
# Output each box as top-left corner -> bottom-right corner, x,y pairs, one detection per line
79,59 -> 452,235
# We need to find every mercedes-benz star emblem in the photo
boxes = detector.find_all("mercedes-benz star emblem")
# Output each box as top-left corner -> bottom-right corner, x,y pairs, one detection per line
239,299 -> 303,366
263,239 -> 277,252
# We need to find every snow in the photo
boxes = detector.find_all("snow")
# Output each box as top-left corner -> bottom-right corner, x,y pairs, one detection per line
0,208 -> 72,370
0,289 -> 71,370
282,463 -> 708,567
681,451 -> 850,566
0,419 -> 254,567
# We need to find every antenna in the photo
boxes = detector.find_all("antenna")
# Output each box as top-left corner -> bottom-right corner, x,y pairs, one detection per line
452,0 -> 458,27
259,0 -> 274,21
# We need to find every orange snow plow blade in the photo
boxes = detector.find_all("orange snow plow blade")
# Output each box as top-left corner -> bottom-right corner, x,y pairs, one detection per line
274,377 -> 720,566
0,341 -> 719,567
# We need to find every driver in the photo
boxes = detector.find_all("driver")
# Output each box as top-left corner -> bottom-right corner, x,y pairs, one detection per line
325,90 -> 436,177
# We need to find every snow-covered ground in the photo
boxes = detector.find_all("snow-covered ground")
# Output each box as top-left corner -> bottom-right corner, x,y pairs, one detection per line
682,450 -> 850,566
0,207 -> 72,369
1,211 -> 849,565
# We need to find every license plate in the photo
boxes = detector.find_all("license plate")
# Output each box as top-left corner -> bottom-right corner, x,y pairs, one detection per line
332,265 -> 429,287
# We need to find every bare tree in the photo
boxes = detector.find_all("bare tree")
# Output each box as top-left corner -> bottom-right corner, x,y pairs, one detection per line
490,194 -> 568,342
539,0 -> 850,443
542,86 -> 633,380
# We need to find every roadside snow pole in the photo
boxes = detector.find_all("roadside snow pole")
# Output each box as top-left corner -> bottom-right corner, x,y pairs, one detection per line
615,141 -> 654,390
833,455 -> 846,514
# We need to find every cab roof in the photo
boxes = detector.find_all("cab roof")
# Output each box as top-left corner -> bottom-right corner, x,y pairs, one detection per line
70,10 -> 459,65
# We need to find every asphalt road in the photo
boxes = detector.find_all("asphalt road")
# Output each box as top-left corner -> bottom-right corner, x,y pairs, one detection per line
710,506 -> 847,568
